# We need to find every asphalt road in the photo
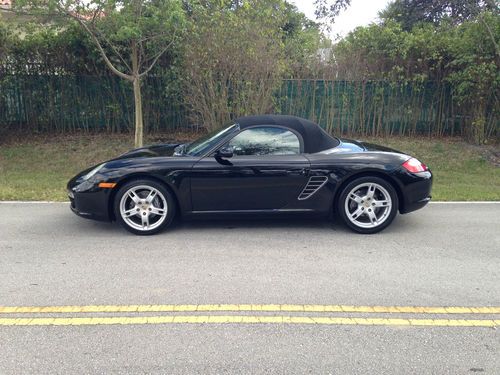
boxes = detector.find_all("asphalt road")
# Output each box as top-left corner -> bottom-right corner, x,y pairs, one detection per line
0,202 -> 499,374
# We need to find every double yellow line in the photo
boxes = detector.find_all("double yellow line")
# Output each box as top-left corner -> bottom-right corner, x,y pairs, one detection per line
2,304 -> 500,314
1,304 -> 499,327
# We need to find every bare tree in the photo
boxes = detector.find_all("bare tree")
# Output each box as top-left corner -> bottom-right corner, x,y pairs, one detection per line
15,0 -> 185,147
183,1 -> 285,131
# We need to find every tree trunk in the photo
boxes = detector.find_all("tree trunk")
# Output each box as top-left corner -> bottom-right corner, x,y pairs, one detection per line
131,40 -> 143,148
133,77 -> 144,148
471,100 -> 486,145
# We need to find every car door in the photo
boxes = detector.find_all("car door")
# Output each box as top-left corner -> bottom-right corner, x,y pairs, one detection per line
190,126 -> 310,212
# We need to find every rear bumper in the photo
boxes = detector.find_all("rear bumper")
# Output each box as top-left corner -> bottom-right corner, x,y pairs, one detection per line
398,170 -> 433,214
401,196 -> 431,214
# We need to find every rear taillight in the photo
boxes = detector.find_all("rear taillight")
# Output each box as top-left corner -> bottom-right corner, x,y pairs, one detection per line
402,158 -> 428,173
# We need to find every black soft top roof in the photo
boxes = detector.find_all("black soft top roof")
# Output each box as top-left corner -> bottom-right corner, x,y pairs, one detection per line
234,115 -> 339,154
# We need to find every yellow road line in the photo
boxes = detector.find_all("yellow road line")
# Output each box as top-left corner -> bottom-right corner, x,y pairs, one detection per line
1,304 -> 499,314
0,316 -> 498,327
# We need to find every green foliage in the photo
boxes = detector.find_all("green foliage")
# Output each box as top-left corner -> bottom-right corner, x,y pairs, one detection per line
444,11 -> 500,142
182,0 -> 288,130
3,23 -> 105,74
0,0 -> 327,135
1,0 -> 498,144
0,21 -> 11,61
86,0 -> 186,62
445,12 -> 499,100
13,0 -> 188,147
336,21 -> 451,82
380,0 -> 498,30
313,0 -> 351,25
282,2 -> 327,78
334,4 -> 500,143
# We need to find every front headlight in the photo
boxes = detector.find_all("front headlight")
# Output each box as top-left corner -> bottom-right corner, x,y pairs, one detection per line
81,163 -> 105,181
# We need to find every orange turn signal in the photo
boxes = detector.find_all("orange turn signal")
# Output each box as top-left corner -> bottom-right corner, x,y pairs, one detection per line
98,182 -> 117,189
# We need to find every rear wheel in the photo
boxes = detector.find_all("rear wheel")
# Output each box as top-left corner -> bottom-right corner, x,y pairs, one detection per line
114,179 -> 175,235
338,176 -> 398,234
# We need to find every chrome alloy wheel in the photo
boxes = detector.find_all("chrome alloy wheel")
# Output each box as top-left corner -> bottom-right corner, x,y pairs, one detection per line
119,185 -> 168,231
344,182 -> 392,229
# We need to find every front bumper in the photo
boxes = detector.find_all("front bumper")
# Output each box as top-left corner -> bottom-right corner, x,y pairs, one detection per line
67,181 -> 113,222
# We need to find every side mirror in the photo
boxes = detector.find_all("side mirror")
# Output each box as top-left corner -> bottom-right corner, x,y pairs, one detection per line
216,146 -> 234,159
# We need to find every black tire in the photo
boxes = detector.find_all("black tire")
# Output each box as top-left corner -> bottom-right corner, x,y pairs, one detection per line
114,179 -> 176,235
337,176 -> 398,234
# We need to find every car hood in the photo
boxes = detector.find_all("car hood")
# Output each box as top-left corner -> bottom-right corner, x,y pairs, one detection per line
115,143 -> 181,160
68,143 -> 189,189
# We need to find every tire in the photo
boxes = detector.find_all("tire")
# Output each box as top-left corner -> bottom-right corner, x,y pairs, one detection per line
114,179 -> 176,235
337,176 -> 398,234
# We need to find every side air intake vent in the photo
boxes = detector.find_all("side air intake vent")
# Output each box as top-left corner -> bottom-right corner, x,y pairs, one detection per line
298,176 -> 328,200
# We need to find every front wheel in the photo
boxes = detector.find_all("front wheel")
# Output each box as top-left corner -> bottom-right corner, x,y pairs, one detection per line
114,179 -> 176,235
338,176 -> 398,234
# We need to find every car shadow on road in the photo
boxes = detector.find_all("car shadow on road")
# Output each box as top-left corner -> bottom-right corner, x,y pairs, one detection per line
69,211 -> 417,237
176,216 -> 413,233
176,216 -> 337,231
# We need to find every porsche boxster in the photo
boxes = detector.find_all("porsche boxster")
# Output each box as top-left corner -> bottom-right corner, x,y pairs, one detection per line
67,115 -> 432,235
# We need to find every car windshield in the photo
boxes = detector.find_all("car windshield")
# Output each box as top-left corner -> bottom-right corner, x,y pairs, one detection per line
185,124 -> 238,156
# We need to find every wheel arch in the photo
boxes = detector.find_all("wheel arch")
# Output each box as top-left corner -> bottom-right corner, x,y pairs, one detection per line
332,170 -> 404,214
107,173 -> 180,221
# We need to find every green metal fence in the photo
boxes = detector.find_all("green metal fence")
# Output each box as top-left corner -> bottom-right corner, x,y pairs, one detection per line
277,80 -> 463,137
0,75 -> 497,137
0,74 -> 188,133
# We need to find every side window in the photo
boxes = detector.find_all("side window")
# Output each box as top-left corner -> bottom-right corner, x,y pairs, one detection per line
227,127 -> 301,156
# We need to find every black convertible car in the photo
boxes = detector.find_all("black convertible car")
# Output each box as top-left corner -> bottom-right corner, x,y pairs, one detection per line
68,115 -> 432,235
